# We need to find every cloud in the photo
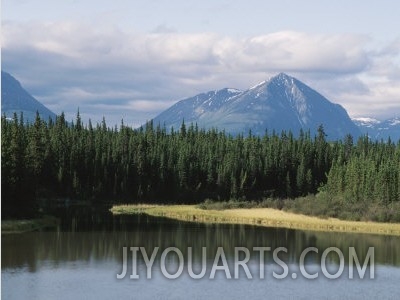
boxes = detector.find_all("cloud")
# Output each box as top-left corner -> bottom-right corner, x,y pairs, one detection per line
2,20 -> 399,125
214,32 -> 370,74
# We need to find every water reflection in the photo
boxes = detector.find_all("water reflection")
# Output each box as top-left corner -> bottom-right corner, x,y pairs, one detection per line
2,206 -> 400,272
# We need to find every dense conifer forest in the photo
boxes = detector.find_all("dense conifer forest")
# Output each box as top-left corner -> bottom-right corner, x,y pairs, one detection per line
2,112 -> 400,221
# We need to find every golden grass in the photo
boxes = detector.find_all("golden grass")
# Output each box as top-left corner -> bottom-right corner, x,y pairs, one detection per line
111,204 -> 400,236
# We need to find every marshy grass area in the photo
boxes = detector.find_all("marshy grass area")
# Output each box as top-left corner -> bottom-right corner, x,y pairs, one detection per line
1,216 -> 60,234
197,195 -> 400,223
111,202 -> 400,236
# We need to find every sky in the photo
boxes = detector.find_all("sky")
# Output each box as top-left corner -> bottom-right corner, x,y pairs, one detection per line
2,0 -> 400,126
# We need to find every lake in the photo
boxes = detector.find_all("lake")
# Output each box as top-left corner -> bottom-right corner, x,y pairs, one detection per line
2,205 -> 400,299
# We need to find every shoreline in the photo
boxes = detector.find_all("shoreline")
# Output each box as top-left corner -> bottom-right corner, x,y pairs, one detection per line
1,216 -> 60,234
111,204 -> 400,236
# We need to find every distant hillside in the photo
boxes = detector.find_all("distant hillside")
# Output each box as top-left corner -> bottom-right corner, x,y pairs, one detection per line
1,71 -> 57,122
152,73 -> 361,140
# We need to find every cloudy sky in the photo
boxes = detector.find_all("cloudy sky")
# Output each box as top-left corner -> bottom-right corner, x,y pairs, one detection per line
2,0 -> 400,126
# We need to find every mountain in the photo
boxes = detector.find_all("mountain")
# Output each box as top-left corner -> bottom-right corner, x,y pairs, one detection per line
1,71 -> 57,122
152,73 -> 361,140
352,117 -> 400,140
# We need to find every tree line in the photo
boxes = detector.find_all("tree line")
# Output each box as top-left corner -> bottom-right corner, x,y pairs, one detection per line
2,112 -> 399,219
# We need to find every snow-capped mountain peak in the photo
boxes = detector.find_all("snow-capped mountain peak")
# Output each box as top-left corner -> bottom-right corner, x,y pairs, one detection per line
352,117 -> 400,140
151,73 -> 361,140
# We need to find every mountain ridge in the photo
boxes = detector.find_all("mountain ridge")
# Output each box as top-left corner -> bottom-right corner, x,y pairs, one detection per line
352,116 -> 400,140
152,73 -> 361,140
2,70 -> 398,140
1,70 -> 57,122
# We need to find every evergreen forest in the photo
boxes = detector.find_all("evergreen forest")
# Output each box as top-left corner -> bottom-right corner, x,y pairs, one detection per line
2,112 -> 400,221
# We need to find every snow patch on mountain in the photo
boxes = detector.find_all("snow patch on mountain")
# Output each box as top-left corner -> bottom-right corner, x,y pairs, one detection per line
352,117 -> 380,127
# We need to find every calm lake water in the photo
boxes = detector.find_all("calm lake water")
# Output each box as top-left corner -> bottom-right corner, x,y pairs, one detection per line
2,205 -> 400,299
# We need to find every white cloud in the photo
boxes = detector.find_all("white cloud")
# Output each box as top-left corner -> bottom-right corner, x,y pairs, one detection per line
214,32 -> 369,74
2,20 -> 400,125
128,99 -> 176,112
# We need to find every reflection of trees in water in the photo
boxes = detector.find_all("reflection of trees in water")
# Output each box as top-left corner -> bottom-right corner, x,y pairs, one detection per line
2,213 -> 400,271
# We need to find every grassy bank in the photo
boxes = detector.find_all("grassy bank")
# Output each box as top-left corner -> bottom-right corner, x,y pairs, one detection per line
111,204 -> 400,236
198,196 -> 400,223
1,216 -> 60,234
